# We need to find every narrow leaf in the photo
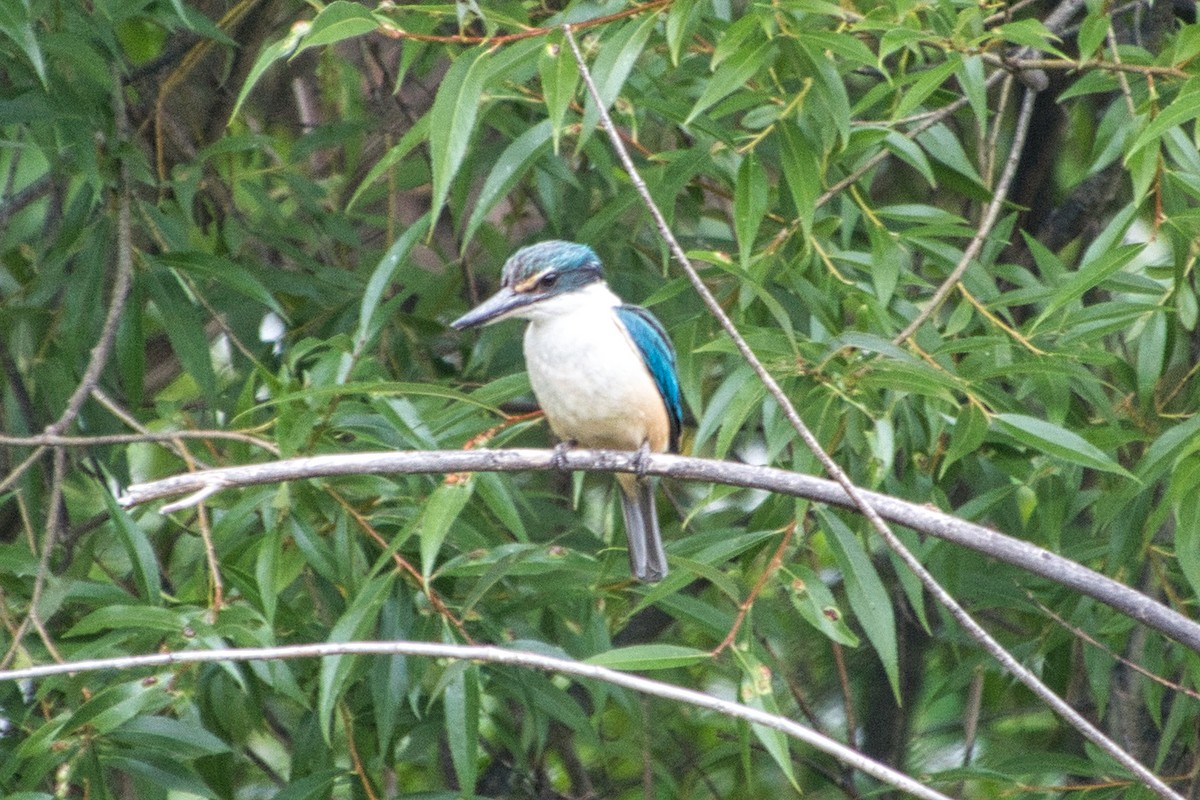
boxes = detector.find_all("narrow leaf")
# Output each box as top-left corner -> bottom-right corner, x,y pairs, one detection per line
577,14 -> 658,149
1128,77 -> 1200,159
348,112 -> 430,210
586,645 -> 711,671
777,121 -> 819,239
539,39 -> 579,153
785,565 -> 860,646
941,403 -> 988,476
100,490 -> 162,604
819,509 -> 900,702
342,210 -> 431,382
462,121 -> 552,247
444,662 -> 480,794
230,31 -> 303,123
429,46 -> 492,233
317,574 -> 396,739
734,152 -> 769,268
294,1 -> 379,53
1031,242 -> 1142,328
419,479 -> 475,578
737,652 -> 800,791
686,39 -> 775,124
994,413 -> 1133,477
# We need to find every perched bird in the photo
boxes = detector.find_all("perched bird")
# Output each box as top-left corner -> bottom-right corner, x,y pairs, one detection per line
451,241 -> 682,582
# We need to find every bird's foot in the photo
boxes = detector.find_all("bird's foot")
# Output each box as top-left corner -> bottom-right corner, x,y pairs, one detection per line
552,440 -> 576,471
634,440 -> 652,479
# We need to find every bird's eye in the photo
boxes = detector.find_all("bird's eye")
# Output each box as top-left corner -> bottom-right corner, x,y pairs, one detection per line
538,272 -> 558,290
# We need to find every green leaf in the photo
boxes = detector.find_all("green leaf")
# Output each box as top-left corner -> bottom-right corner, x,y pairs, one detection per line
686,39 -> 775,124
585,644 -> 712,671
347,112 -> 431,210
1128,77 -> 1200,159
882,130 -> 936,187
1031,242 -> 1142,329
343,210 -> 431,382
317,574 -> 396,739
229,30 -> 304,123
993,413 -> 1133,477
419,478 -> 475,578
539,38 -> 579,153
429,46 -> 492,234
734,152 -> 769,268
917,122 -> 985,185
735,651 -> 800,791
64,677 -> 173,736
941,403 -> 988,476
1077,13 -> 1110,60
1136,310 -> 1167,408
994,18 -> 1063,54
665,0 -> 702,64
1136,414 -> 1200,484
0,3 -> 48,88
443,662 -> 481,794
1172,455 -> 1200,601
957,55 -> 988,125
577,13 -> 658,149
67,605 -> 183,637
785,564 -> 860,646
110,715 -> 230,757
818,509 -> 900,701
462,121 -> 552,247
295,1 -> 379,53
155,252 -> 286,319
147,267 -> 217,403
101,489 -> 162,604
269,770 -> 344,800
895,58 -> 958,120
777,121 -> 819,239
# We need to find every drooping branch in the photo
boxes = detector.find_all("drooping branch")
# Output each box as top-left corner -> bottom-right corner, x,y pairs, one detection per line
118,447 -> 1200,656
0,639 -> 953,800
562,15 -> 1182,799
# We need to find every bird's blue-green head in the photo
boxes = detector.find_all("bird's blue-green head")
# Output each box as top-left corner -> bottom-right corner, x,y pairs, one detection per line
451,241 -> 605,330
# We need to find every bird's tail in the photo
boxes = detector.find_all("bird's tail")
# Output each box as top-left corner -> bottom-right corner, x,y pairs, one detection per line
616,474 -> 668,582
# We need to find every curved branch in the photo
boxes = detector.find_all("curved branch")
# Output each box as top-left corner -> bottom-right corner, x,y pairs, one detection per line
118,447 -> 1200,656
0,640 -> 953,800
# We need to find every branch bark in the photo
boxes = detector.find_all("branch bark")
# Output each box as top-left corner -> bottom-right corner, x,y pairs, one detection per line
118,447 -> 1200,656
0,640 -> 954,800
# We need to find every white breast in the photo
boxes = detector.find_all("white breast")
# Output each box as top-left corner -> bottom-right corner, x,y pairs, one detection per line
521,283 -> 670,453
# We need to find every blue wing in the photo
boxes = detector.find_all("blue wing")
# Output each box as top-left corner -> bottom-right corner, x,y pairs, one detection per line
615,305 -> 683,452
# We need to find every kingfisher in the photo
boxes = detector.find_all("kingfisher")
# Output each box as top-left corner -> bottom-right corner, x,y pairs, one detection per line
451,241 -> 683,582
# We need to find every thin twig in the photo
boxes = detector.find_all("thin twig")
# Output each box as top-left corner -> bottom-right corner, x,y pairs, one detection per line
330,490 -> 474,643
0,640 -> 955,800
1027,589 -> 1200,702
711,521 -> 795,656
0,428 -> 279,455
45,148 -> 134,436
0,446 -> 48,497
373,0 -> 670,45
561,23 -> 1180,800
894,88 -> 1037,344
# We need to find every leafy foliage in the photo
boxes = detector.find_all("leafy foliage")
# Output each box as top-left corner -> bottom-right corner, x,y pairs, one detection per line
3,0 -> 1200,798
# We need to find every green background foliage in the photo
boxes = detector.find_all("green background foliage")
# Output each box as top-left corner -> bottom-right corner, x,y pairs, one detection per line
3,0 -> 1200,797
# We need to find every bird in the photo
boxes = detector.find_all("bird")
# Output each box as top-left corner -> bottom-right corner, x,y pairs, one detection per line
451,241 -> 683,582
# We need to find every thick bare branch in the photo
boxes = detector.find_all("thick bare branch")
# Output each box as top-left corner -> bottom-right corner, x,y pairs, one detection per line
118,447 -> 1200,657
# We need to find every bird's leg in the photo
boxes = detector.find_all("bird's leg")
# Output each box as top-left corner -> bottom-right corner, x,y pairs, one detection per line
633,439 -> 652,480
552,439 -> 576,471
